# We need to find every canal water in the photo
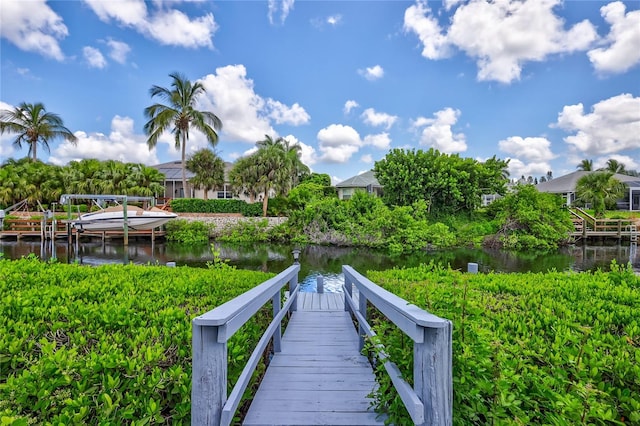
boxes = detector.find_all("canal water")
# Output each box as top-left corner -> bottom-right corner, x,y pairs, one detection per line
1,239 -> 638,292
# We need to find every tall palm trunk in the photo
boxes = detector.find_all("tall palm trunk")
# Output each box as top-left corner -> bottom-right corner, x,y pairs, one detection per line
181,132 -> 188,198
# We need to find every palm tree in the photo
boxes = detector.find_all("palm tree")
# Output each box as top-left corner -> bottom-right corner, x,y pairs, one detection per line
0,102 -> 77,161
186,149 -> 225,200
229,155 -> 261,203
576,171 -> 625,218
144,72 -> 222,198
603,159 -> 626,174
577,159 -> 593,171
282,138 -> 310,189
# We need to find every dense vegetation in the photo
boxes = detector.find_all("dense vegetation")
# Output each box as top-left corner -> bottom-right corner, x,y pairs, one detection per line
484,184 -> 574,250
366,262 -> 640,425
208,183 -> 574,253
0,257 -> 273,424
373,149 -> 509,217
0,158 -> 164,209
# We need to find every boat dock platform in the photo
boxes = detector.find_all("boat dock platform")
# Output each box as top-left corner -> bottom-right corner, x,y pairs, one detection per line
0,218 -> 165,241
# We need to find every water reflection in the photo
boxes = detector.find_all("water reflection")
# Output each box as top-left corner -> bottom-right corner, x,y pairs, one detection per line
1,240 -> 638,293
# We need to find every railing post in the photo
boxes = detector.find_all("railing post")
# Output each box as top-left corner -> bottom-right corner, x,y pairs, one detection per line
289,273 -> 297,313
192,323 -> 227,426
344,273 -> 352,313
414,322 -> 453,426
358,288 -> 367,351
272,292 -> 282,352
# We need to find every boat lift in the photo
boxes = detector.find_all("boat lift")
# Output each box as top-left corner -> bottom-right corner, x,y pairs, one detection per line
59,194 -> 157,246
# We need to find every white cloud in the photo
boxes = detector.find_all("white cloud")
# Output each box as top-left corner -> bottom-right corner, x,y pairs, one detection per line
83,46 -> 107,68
266,100 -> 310,125
327,15 -> 342,26
83,0 -> 217,48
588,2 -> 640,74
84,0 -> 148,26
268,0 -> 295,25
403,1 -> 450,59
344,100 -> 359,115
414,107 -> 466,153
145,10 -> 216,48
555,93 -> 640,156
361,154 -> 373,163
363,133 -> 391,150
594,154 -> 639,172
498,136 -> 555,162
198,65 -> 276,142
361,108 -> 397,130
507,158 -> 552,181
198,65 -> 309,143
106,38 -> 131,64
0,0 -> 68,60
0,101 -> 17,161
49,116 -> 158,166
358,65 -> 384,81
405,0 -> 598,84
283,134 -> 317,167
317,124 -> 362,163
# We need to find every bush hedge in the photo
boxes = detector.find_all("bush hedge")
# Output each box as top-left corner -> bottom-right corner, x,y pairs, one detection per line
170,199 -> 262,217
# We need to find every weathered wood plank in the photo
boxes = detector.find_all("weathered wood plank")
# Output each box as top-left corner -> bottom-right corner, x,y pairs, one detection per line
243,307 -> 385,425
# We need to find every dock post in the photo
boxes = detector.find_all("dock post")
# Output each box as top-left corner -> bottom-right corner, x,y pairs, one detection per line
123,201 -> 129,247
316,275 -> 324,293
414,322 -> 453,426
191,324 -> 226,426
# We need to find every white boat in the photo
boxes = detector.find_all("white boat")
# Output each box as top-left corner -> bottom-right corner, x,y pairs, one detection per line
72,205 -> 177,231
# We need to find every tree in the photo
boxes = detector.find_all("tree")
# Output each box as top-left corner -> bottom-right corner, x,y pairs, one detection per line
301,173 -> 332,187
577,159 -> 593,171
0,102 -> 77,161
603,158 -> 626,174
186,149 -> 225,200
229,155 -> 261,203
575,171 -> 625,217
373,148 -> 509,216
144,72 -> 222,198
254,137 -> 291,217
486,184 -> 573,250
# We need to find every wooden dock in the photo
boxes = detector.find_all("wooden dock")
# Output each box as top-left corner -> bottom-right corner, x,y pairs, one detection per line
191,265 -> 452,426
243,292 -> 385,425
0,218 -> 165,241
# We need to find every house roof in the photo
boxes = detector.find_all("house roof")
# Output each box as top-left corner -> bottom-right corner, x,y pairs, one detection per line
536,170 -> 640,193
335,170 -> 381,188
152,160 -> 234,182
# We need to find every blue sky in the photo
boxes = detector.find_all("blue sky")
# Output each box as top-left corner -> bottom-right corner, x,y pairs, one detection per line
1,0 -> 639,185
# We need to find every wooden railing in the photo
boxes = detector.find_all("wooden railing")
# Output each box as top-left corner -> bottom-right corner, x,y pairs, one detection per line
191,264 -> 300,426
343,265 -> 453,426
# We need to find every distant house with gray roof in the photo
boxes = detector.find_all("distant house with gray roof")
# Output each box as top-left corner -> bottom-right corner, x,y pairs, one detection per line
335,170 -> 383,200
536,170 -> 640,211
152,160 -> 236,200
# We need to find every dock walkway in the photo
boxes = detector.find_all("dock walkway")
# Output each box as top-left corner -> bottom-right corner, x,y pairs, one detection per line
243,292 -> 385,426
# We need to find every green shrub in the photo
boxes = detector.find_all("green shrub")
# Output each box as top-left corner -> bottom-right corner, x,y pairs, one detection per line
165,219 -> 210,244
0,257 -> 275,424
366,263 -> 640,425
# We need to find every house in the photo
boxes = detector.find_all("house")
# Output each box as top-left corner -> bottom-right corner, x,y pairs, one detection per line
152,161 -> 237,201
535,170 -> 640,211
335,170 -> 383,200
